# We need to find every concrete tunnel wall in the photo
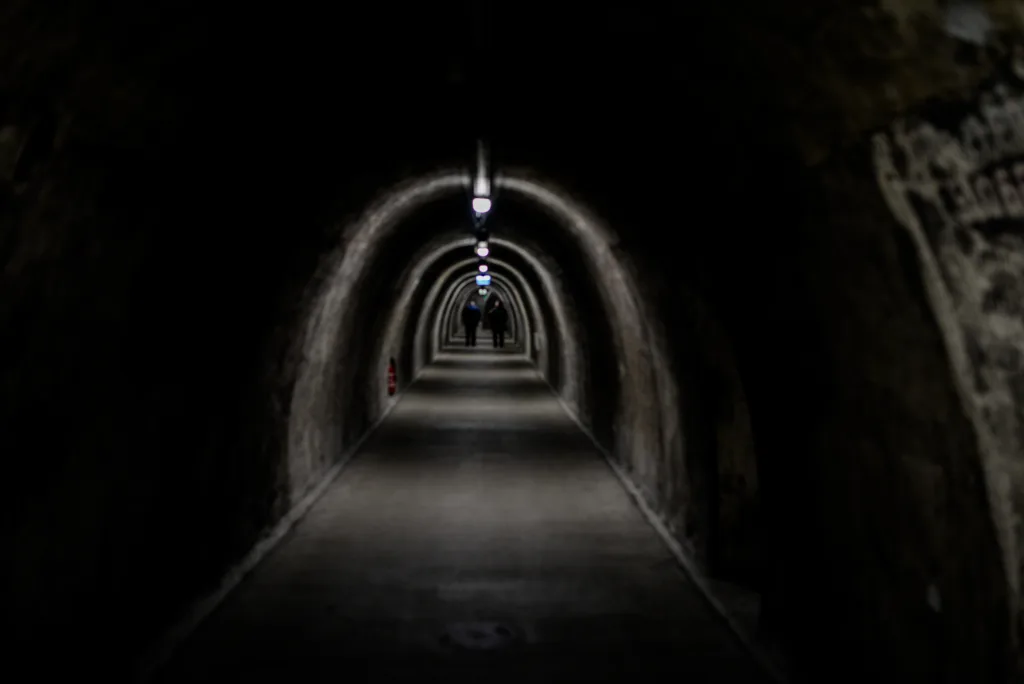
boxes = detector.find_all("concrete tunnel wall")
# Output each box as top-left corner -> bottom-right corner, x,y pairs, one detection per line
5,3 -> 1024,682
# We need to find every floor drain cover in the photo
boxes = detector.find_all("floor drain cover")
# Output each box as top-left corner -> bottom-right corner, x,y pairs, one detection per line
439,621 -> 520,651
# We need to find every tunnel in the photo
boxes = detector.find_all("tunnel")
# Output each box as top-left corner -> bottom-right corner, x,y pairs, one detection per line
4,2 -> 1024,682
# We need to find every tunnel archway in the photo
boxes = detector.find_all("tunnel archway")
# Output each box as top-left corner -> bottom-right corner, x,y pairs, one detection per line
414,253 -> 541,369
373,236 -> 557,398
287,170 -> 679,519
261,163 -> 784,675
414,246 -> 570,391
442,276 -> 523,344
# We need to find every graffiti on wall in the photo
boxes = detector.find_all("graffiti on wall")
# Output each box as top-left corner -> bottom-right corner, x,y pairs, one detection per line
871,53 -> 1024,594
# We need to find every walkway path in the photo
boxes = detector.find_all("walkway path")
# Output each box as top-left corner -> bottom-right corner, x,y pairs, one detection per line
154,350 -> 769,683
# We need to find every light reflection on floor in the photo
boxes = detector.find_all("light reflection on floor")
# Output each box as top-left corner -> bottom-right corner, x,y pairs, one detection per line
392,351 -> 568,430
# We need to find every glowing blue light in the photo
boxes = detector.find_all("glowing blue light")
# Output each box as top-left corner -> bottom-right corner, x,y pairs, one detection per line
476,274 -> 491,287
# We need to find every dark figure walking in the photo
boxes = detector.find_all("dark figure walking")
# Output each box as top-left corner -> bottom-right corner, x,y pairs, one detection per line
461,300 -> 481,347
489,299 -> 508,349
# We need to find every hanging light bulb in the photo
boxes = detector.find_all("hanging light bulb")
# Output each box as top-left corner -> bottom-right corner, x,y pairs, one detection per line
472,197 -> 492,214
475,241 -> 489,258
478,264 -> 488,273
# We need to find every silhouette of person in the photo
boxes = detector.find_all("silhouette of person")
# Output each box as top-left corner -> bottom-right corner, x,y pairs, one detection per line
489,299 -> 508,349
461,299 -> 481,347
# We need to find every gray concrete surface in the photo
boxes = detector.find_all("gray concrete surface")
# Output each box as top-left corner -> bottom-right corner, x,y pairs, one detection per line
154,350 -> 769,684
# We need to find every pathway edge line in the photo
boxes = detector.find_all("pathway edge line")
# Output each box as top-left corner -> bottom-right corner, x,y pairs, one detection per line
538,369 -> 789,684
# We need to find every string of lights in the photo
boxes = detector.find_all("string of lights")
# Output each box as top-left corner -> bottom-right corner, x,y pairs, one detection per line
471,138 -> 493,296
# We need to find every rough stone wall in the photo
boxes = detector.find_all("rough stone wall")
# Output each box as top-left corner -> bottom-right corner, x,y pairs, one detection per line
784,140 -> 1014,681
788,4 -> 1024,676
872,60 -> 1024,629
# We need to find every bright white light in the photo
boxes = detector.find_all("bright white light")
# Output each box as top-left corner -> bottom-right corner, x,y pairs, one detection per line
478,264 -> 488,273
472,197 -> 492,214
476,274 -> 491,287
478,288 -> 488,296
475,241 -> 489,258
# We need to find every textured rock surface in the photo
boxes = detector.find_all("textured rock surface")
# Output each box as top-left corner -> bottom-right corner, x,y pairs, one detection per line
872,60 -> 1024,638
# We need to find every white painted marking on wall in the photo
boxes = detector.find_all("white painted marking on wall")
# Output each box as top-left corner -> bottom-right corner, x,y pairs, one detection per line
871,78 -> 1024,625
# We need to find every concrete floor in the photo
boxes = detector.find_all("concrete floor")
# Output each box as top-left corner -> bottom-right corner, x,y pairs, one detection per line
154,350 -> 770,683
